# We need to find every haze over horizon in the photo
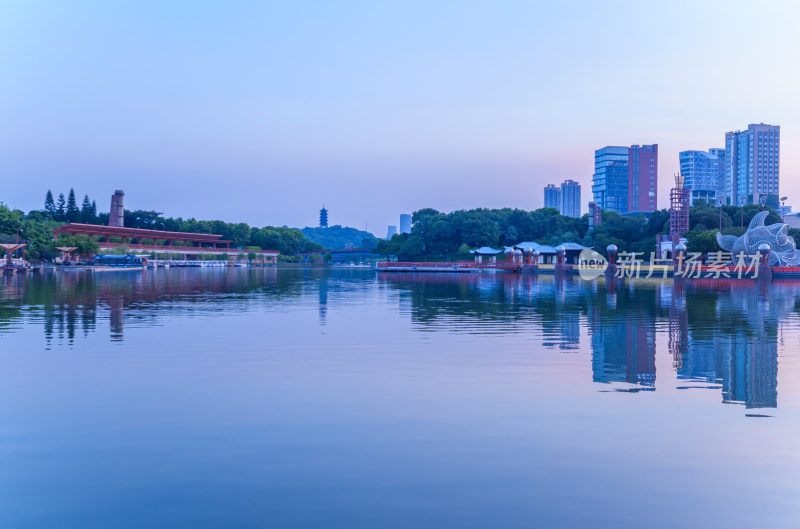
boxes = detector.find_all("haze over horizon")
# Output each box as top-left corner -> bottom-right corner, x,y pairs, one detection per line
2,0 -> 799,236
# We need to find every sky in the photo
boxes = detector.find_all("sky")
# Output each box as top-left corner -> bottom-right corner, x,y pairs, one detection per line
1,0 -> 799,236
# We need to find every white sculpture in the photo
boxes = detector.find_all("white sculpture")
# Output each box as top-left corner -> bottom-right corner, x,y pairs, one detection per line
716,211 -> 800,266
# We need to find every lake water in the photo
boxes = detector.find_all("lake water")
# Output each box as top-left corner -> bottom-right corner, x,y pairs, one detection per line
1,268 -> 799,528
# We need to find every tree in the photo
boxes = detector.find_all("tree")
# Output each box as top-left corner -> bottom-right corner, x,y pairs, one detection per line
44,191 -> 56,217
790,228 -> 800,248
411,208 -> 442,235
0,204 -> 24,234
51,234 -> 100,258
90,201 -> 98,223
66,189 -> 80,223
124,210 -> 164,229
20,217 -> 58,260
81,195 -> 94,223
686,229 -> 721,255
399,234 -> 425,260
55,193 -> 66,221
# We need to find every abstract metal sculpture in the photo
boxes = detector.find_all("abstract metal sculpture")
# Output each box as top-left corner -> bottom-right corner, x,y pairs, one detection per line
716,211 -> 800,266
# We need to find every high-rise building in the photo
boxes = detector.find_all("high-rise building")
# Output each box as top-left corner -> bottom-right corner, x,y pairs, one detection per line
592,146 -> 630,213
709,148 -> 726,202
628,144 -> 658,214
319,206 -> 328,228
386,225 -> 397,239
109,190 -> 124,227
723,123 -> 780,206
592,144 -> 657,214
679,149 -> 725,205
544,184 -> 561,210
399,214 -> 412,234
560,180 -> 581,218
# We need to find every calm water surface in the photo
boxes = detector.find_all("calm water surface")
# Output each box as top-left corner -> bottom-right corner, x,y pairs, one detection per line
1,268 -> 799,528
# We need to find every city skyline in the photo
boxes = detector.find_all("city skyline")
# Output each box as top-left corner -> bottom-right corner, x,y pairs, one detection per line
1,2 -> 799,236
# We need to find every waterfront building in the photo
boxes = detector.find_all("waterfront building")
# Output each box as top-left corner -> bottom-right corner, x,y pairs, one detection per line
544,184 -> 561,210
592,144 -> 657,214
560,179 -> 581,218
53,192 -> 280,262
319,206 -> 329,228
679,149 -> 725,205
723,123 -> 780,206
386,225 -> 397,239
400,214 -> 412,234
54,223 -> 279,262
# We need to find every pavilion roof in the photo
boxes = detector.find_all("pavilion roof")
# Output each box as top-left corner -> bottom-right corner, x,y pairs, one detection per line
559,242 -> 592,251
469,246 -> 503,255
512,241 -> 592,253
536,245 -> 558,254
513,241 -> 541,250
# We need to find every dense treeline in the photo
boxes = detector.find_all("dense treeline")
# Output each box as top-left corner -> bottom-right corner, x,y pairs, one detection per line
0,204 -> 71,259
4,191 -> 796,263
120,209 -> 323,255
0,192 -> 325,260
43,190 -> 325,255
375,202 -> 791,260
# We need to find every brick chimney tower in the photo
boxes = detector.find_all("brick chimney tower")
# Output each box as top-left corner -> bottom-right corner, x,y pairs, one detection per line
109,190 -> 125,227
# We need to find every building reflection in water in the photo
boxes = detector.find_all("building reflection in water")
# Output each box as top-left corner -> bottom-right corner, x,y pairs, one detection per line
589,278 -> 657,388
1,270 -> 788,410
0,267 -> 288,345
380,272 -> 785,408
674,280 -> 784,409
318,270 -> 328,326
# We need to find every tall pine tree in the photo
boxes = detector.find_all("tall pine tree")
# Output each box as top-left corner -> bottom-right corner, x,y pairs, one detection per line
81,194 -> 93,223
44,190 -> 56,217
56,193 -> 66,222
90,200 -> 98,224
66,189 -> 80,223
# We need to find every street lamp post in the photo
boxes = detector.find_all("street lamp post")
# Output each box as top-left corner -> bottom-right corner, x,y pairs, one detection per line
717,198 -> 724,232
781,196 -> 788,223
740,197 -> 746,228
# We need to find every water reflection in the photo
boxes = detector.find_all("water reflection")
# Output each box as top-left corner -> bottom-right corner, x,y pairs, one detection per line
0,268 -> 301,345
1,270 -> 794,410
378,272 -> 795,409
675,281 -> 785,409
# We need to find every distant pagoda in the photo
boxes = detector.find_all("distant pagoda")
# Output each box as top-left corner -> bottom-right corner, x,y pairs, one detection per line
319,206 -> 329,228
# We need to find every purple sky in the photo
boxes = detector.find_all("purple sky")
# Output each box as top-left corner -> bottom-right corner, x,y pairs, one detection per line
1,1 -> 798,236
